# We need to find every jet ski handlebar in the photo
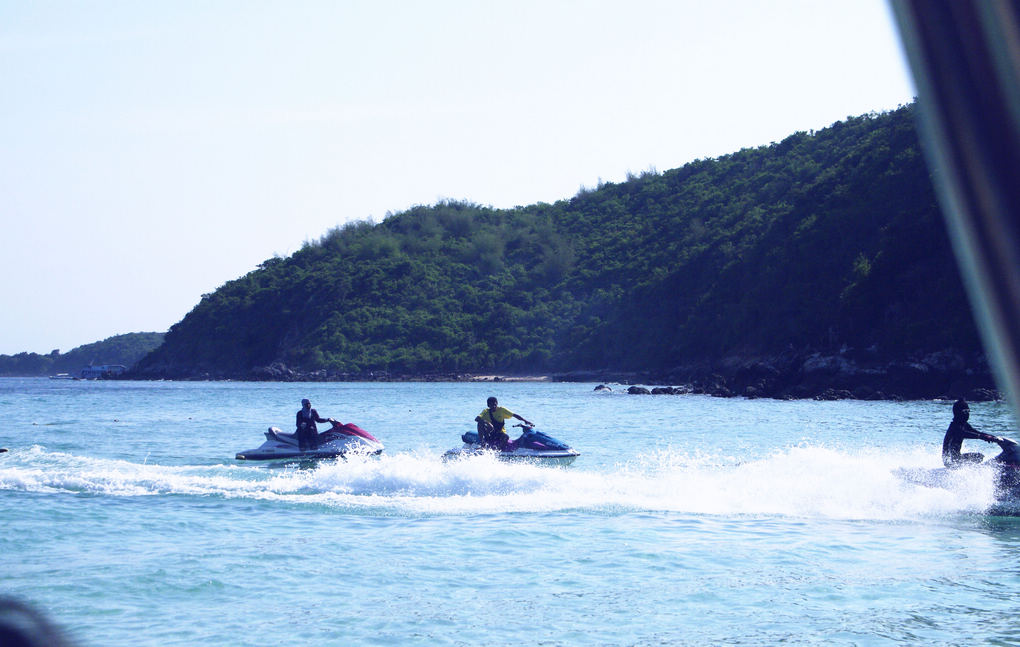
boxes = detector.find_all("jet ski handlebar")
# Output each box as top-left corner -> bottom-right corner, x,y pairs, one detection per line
993,436 -> 1020,467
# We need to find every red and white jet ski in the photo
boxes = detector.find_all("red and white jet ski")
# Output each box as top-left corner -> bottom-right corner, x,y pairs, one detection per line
236,420 -> 384,461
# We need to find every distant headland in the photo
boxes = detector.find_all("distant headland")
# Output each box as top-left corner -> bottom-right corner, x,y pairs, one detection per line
0,333 -> 164,379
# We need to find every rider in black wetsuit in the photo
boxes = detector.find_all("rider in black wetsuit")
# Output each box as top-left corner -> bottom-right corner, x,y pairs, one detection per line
296,398 -> 333,451
942,399 -> 1000,467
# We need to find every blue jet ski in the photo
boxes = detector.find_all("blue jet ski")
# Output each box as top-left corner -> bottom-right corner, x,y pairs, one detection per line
443,424 -> 580,465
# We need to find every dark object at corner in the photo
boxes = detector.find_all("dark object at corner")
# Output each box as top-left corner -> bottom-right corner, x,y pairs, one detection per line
892,0 -> 1020,414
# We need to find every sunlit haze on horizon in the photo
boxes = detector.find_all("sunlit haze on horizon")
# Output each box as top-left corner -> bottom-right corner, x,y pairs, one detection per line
0,0 -> 915,355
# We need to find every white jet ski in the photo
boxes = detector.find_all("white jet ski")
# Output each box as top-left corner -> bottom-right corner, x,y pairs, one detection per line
443,424 -> 580,465
236,420 -> 384,461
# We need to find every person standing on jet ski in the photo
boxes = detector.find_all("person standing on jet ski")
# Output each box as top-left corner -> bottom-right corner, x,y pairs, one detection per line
942,398 -> 1001,467
296,398 -> 334,451
475,396 -> 533,451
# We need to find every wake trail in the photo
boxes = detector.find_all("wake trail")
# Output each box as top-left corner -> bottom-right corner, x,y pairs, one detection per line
0,445 -> 1000,519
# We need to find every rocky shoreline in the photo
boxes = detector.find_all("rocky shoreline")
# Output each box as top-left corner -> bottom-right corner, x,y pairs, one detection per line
579,351 -> 999,401
121,348 -> 1002,402
562,349 -> 999,401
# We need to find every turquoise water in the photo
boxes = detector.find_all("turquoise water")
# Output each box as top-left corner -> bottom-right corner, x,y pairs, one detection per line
2,378 -> 1020,646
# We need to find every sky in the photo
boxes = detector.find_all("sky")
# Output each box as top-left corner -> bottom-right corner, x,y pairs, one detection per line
0,0 -> 916,355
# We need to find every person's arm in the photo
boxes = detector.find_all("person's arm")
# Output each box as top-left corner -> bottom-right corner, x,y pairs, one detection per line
476,412 -> 493,431
312,410 -> 330,424
962,422 -> 999,443
513,413 -> 534,426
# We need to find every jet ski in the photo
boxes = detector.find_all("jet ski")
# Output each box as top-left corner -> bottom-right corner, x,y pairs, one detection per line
990,437 -> 1020,504
235,420 -> 384,461
896,436 -> 1020,512
442,424 -> 580,465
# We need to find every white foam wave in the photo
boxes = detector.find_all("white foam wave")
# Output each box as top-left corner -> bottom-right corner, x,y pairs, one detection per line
0,444 -> 1001,519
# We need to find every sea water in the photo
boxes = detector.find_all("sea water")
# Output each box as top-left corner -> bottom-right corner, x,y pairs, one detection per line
2,378 -> 1020,646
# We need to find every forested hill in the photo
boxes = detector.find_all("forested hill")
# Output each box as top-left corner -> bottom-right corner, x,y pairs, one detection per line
131,103 -> 993,398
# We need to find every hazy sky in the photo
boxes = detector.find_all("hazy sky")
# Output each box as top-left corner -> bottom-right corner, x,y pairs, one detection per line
0,0 -> 916,355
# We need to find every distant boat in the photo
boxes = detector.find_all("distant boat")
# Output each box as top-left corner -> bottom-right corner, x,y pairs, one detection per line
79,365 -> 127,379
48,373 -> 75,380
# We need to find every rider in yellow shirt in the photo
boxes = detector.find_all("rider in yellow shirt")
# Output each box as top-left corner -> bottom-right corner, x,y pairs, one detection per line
475,396 -> 534,450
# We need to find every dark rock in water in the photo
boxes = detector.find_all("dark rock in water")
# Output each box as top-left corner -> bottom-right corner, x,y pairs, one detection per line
650,387 -> 676,395
690,373 -> 732,397
250,362 -> 296,381
627,386 -> 651,395
594,384 -> 612,392
0,448 -> 8,453
967,388 -> 1000,402
785,385 -> 815,399
814,388 -> 854,401
853,385 -> 882,400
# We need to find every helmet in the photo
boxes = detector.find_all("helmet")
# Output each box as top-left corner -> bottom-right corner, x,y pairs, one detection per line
953,399 -> 969,418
